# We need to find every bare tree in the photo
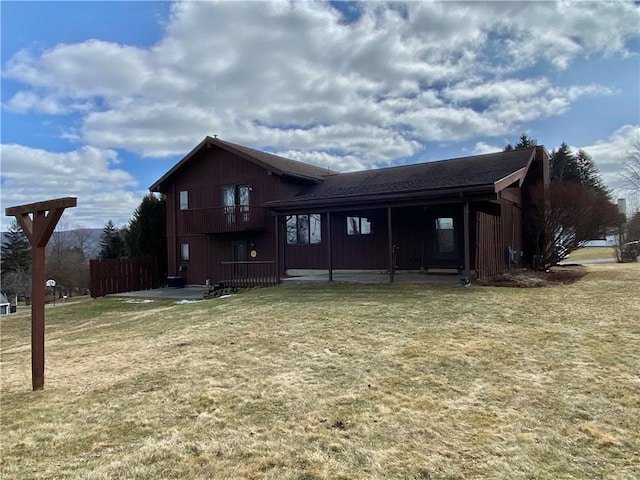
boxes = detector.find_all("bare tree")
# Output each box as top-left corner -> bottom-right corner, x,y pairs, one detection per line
71,225 -> 99,258
46,222 -> 90,296
621,141 -> 640,194
526,181 -> 622,267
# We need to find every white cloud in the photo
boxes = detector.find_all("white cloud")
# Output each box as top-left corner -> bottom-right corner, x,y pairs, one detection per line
5,2 -> 638,163
2,0 -> 636,171
577,124 -> 640,194
472,141 -> 504,155
0,144 -> 143,228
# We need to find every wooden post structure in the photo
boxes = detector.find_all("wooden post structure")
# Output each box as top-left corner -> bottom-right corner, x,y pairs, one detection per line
463,200 -> 471,284
387,207 -> 395,283
327,211 -> 333,282
5,197 -> 77,390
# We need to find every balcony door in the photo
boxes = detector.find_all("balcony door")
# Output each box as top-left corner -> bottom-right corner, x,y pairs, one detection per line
223,185 -> 250,225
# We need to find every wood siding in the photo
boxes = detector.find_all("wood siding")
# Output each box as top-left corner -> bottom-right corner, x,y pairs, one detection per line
283,205 -> 467,272
162,145 -> 306,284
476,212 -> 506,278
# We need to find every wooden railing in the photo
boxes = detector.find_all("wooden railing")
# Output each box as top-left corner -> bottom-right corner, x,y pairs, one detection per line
221,261 -> 278,288
182,206 -> 269,234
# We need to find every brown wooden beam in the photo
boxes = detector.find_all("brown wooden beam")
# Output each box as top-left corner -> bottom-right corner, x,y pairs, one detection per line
388,207 -> 394,283
327,211 -> 333,282
5,197 -> 77,216
463,201 -> 471,284
5,197 -> 77,390
274,215 -> 281,284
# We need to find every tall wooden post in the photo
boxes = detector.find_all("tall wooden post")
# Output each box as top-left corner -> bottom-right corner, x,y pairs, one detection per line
463,201 -> 471,284
5,197 -> 77,390
327,211 -> 333,282
388,207 -> 394,283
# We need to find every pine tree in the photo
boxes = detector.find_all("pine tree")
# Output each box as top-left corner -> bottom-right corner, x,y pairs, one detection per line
1,221 -> 31,273
550,142 -> 581,183
504,133 -> 537,151
125,194 -> 167,275
99,220 -> 125,259
575,149 -> 609,197
1,221 -> 32,298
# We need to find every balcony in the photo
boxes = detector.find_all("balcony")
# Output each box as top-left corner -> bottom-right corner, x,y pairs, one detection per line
182,206 -> 269,234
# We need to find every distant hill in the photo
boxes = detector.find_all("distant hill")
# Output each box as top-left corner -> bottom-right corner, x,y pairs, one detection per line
1,228 -> 103,258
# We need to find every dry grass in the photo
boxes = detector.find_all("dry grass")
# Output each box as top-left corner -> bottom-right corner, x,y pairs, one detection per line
1,264 -> 639,479
567,246 -> 617,261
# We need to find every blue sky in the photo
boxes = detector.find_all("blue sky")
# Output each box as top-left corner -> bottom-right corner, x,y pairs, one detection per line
2,0 -> 639,228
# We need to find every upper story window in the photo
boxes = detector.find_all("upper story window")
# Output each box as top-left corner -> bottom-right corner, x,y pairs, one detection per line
179,191 -> 189,210
435,217 -> 455,254
223,185 -> 251,224
347,216 -> 372,235
286,214 -> 321,245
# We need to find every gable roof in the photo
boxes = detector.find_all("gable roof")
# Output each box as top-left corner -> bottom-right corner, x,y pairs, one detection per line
268,147 -> 540,209
150,136 -> 334,192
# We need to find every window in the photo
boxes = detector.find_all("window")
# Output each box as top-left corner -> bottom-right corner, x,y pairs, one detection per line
286,214 -> 322,244
223,185 -> 251,224
180,243 -> 190,261
435,217 -> 455,254
179,191 -> 188,210
347,216 -> 372,235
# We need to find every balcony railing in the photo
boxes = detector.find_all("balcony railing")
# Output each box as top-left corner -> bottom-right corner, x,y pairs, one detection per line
182,206 -> 269,234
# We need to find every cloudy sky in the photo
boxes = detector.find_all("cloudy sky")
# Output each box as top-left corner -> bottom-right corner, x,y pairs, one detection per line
2,0 -> 639,228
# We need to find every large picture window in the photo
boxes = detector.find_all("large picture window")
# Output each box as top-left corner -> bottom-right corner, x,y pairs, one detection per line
286,214 -> 321,245
347,216 -> 372,235
435,217 -> 455,254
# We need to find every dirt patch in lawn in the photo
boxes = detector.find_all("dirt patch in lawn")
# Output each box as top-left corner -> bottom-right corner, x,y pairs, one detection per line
477,266 -> 587,288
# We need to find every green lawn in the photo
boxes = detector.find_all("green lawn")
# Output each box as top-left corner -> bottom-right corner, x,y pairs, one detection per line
1,263 -> 639,479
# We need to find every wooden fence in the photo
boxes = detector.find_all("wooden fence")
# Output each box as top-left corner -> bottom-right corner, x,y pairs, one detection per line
90,257 -> 162,298
221,261 -> 278,288
476,212 -> 506,279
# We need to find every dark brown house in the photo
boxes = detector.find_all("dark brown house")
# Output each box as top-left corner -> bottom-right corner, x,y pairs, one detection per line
150,137 -> 550,286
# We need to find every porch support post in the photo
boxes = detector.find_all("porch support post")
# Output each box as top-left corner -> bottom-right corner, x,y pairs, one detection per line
274,214 -> 281,284
387,207 -> 394,283
463,200 -> 471,284
327,211 -> 333,282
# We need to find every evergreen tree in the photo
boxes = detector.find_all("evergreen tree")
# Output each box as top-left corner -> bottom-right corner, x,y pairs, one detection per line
504,133 -> 537,151
99,220 -> 125,258
125,194 -> 167,275
1,221 -> 32,299
575,149 -> 609,197
1,221 -> 31,273
550,142 -> 581,183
